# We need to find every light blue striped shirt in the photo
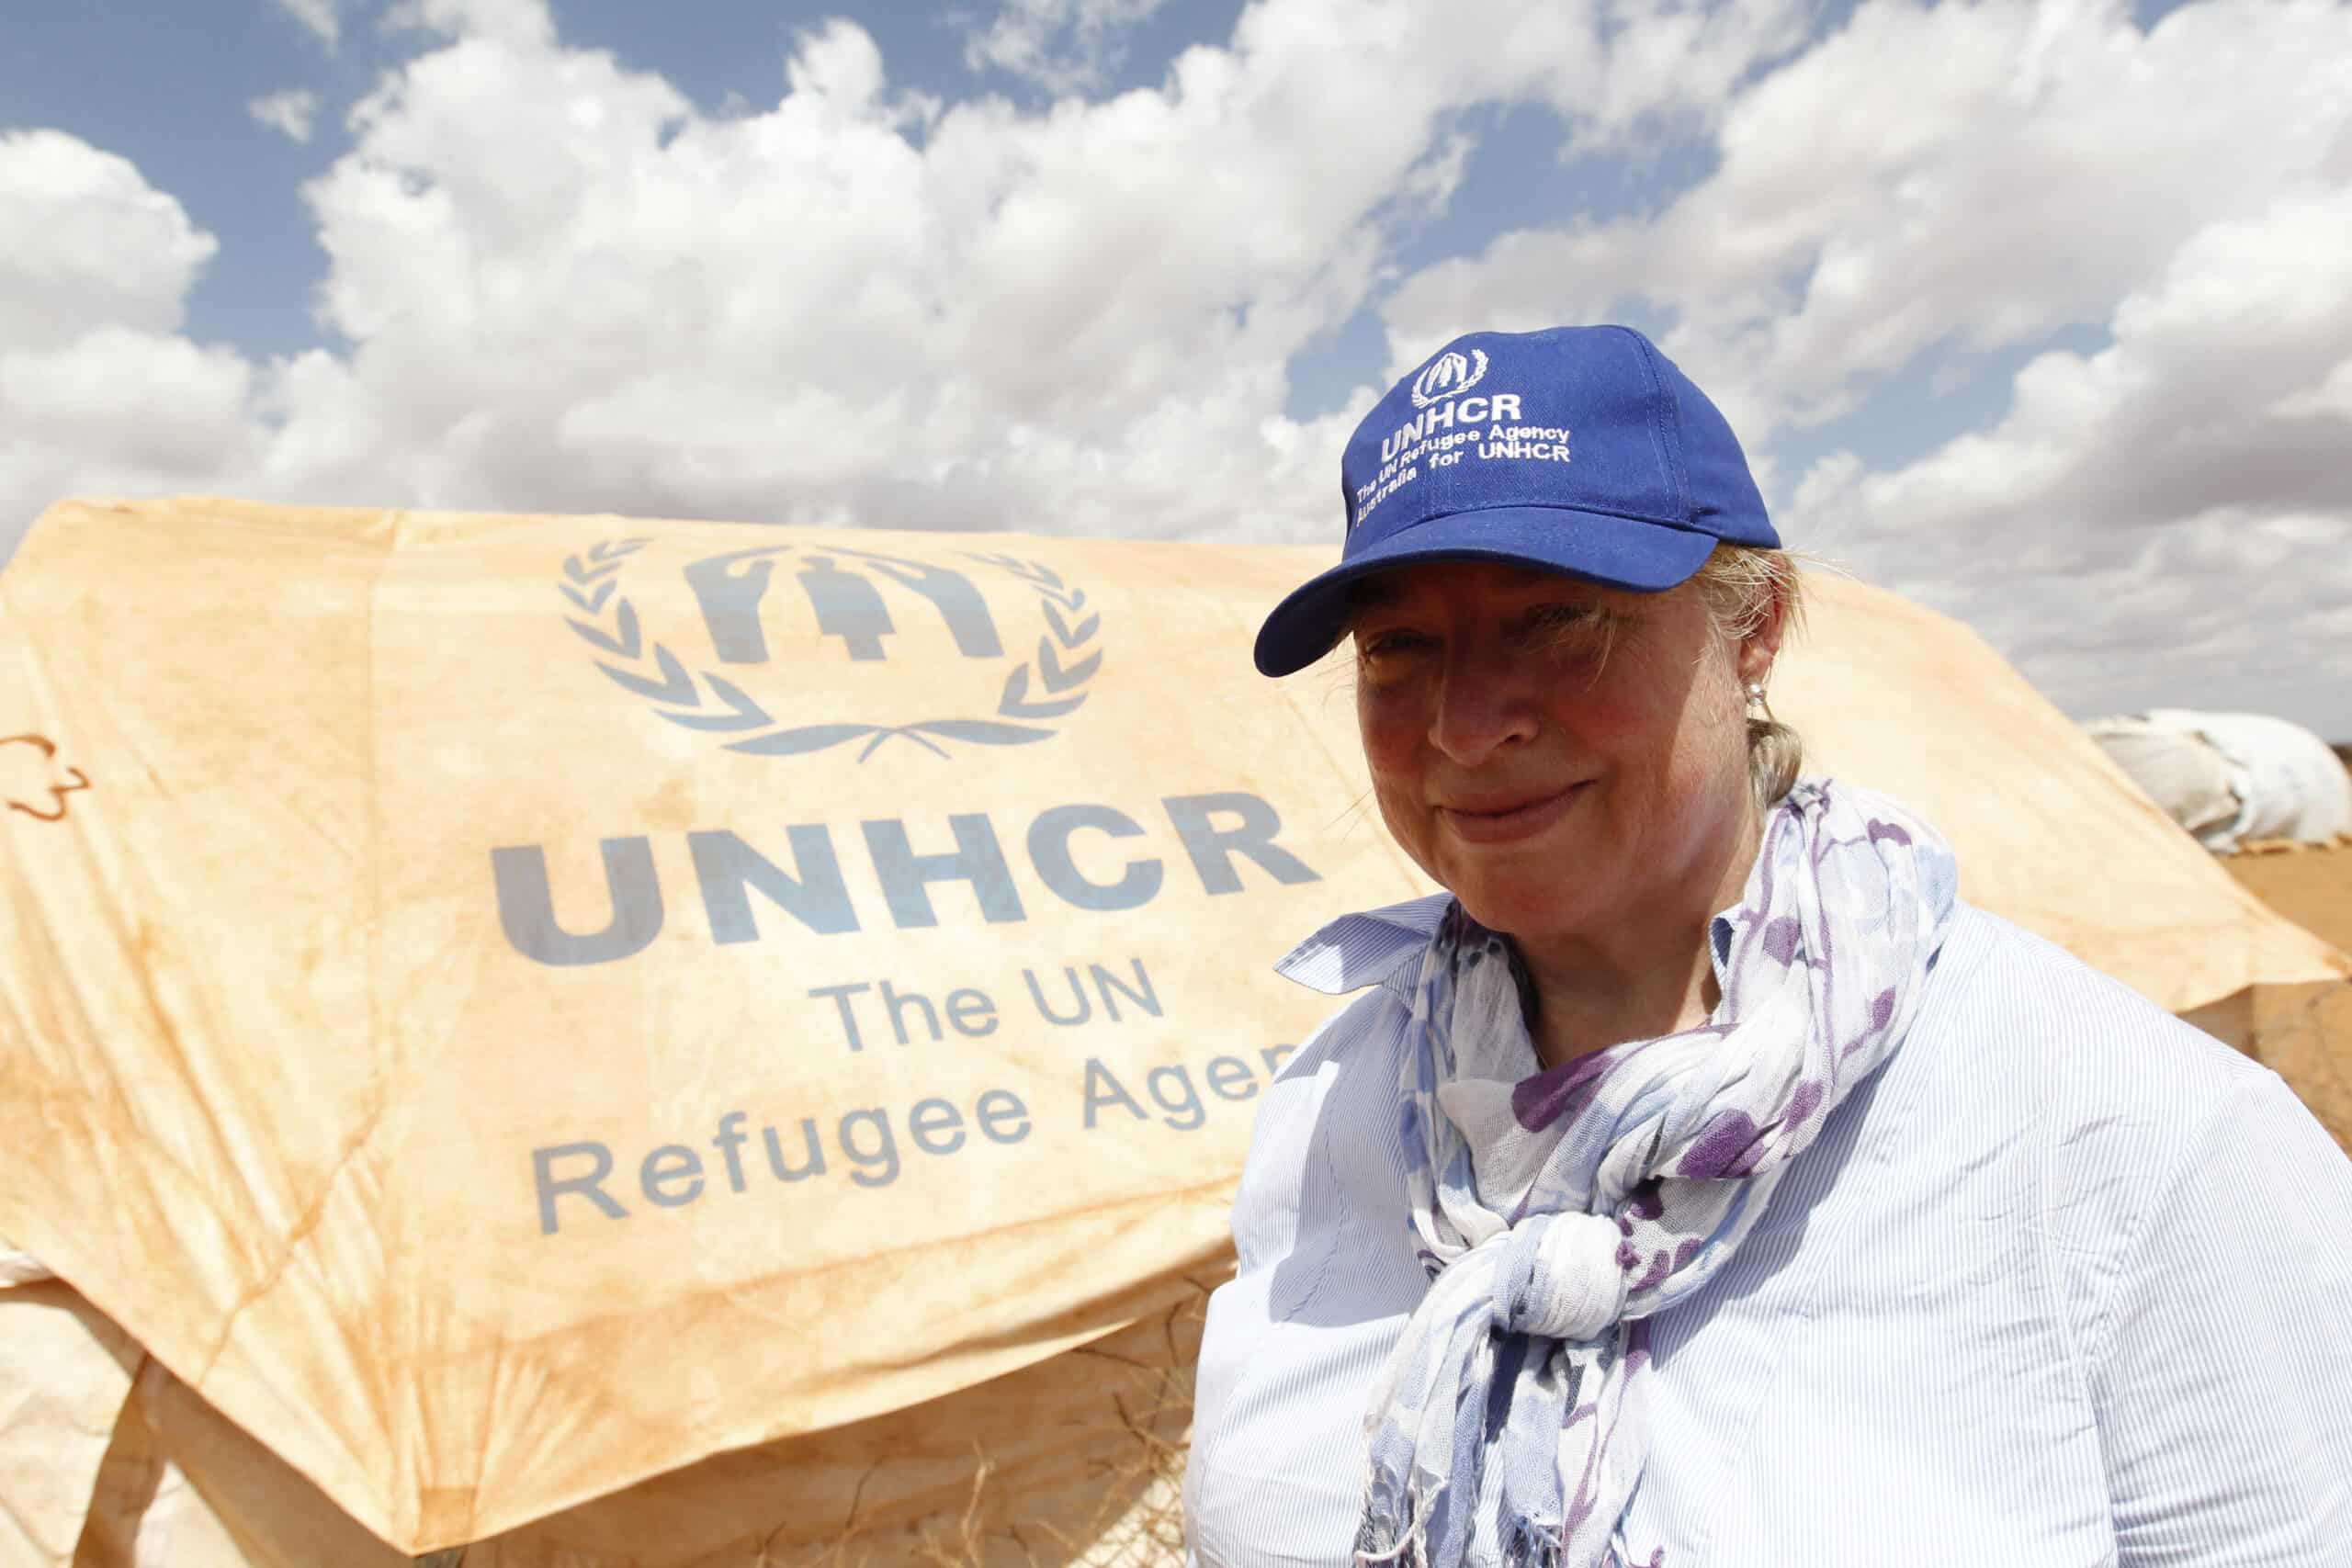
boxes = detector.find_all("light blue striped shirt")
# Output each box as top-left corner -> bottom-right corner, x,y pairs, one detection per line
1185,895 -> 2352,1566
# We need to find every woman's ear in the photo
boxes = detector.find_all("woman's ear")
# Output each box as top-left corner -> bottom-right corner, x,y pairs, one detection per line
1735,580 -> 1787,687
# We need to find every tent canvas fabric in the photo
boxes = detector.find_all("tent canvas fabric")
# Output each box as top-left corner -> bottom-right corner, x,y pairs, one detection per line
2,496 -> 2343,1562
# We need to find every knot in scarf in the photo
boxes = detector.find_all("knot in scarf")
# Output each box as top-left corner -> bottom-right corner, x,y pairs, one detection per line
1356,779 -> 1957,1568
1490,1213 -> 1630,1343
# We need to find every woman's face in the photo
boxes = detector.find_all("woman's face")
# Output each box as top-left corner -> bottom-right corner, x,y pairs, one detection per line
1351,560 -> 1768,948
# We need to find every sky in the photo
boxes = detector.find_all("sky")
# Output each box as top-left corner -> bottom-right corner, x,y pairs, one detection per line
1,0 -> 2346,735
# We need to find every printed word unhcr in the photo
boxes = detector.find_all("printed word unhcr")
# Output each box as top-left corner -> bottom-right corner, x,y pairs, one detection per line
492,792 -> 1319,966
1376,395 -> 1527,463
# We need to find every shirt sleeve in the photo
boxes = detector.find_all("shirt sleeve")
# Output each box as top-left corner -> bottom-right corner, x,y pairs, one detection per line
2086,1068 -> 2352,1565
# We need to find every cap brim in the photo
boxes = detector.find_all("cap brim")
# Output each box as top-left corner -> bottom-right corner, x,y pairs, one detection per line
1252,506 -> 1722,677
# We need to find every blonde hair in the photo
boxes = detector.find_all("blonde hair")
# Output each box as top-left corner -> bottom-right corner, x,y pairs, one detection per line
1690,544 -> 1809,809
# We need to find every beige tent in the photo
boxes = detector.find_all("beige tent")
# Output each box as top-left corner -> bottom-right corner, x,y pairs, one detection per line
3,496 -> 2342,1565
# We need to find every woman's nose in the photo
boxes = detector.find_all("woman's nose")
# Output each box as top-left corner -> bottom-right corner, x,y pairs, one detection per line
1428,644 -> 1540,764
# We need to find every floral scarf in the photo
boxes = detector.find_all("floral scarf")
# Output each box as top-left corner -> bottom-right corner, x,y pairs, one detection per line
1356,779 -> 1958,1567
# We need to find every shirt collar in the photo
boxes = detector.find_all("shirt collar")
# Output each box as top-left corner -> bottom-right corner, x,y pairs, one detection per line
1272,892 -> 1453,996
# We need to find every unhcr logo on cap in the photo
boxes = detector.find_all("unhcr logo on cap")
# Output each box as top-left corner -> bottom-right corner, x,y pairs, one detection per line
1410,347 -> 1488,408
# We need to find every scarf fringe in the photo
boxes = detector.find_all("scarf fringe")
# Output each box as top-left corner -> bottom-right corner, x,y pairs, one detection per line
1503,1512 -> 1566,1568
1355,1471 -> 1432,1567
1358,1472 -> 1566,1568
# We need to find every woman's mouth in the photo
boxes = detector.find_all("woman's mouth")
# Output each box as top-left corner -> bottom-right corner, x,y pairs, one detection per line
1437,782 -> 1588,845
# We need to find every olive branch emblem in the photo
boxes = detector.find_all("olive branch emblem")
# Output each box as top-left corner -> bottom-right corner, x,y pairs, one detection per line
558,539 -> 1102,761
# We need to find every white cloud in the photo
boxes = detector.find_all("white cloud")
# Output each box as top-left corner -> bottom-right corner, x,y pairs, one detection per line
1382,0 -> 2352,439
0,130 -> 217,353
962,0 -> 1172,95
0,325 -> 259,492
272,0 -> 338,51
382,0 -> 553,50
251,0 -> 1796,538
1791,187 -> 2352,725
249,88 -> 321,144
0,134 -> 254,535
0,0 -> 1805,547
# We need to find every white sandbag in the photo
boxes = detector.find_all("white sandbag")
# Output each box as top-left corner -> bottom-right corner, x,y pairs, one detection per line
2082,716 -> 2240,843
2090,708 -> 2352,852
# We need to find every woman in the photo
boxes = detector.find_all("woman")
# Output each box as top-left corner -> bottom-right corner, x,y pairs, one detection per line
1182,325 -> 2352,1566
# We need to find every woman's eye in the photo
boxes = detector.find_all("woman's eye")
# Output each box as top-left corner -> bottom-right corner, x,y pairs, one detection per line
1524,604 -> 1610,645
1359,629 -> 1432,661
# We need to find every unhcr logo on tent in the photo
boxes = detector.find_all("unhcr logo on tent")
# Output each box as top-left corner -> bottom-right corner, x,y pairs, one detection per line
557,539 -> 1103,761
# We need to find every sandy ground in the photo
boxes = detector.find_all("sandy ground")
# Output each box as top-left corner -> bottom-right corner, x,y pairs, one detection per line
2224,840 -> 2351,1151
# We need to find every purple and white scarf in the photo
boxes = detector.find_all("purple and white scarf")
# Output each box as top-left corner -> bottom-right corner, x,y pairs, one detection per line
1356,779 -> 1958,1567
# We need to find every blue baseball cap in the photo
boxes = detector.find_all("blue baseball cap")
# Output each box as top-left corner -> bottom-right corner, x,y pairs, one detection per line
1253,324 -> 1779,677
